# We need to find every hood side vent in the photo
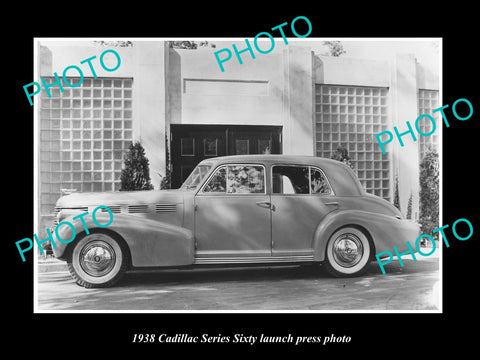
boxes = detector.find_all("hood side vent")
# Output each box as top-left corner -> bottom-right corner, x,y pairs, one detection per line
102,205 -> 121,214
127,205 -> 149,214
155,204 -> 177,213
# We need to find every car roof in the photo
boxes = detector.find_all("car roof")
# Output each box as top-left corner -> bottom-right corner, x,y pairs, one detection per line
199,155 -> 365,196
200,154 -> 340,166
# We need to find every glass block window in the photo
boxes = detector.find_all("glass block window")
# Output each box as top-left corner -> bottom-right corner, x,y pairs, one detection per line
417,89 -> 440,160
39,77 -> 133,214
315,85 -> 391,200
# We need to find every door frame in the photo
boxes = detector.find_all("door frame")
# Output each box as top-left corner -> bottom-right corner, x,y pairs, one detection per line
170,124 -> 282,188
193,162 -> 272,259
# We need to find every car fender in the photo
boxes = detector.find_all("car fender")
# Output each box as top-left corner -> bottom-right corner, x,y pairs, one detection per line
312,209 -> 420,262
52,212 -> 195,267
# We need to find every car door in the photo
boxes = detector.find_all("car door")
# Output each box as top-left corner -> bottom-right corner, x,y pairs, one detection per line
270,165 -> 338,256
194,164 -> 272,260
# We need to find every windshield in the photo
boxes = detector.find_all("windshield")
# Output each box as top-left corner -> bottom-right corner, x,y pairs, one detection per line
180,164 -> 212,190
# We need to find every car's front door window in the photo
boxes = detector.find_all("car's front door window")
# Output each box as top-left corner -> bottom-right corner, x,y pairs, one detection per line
203,165 -> 265,194
180,164 -> 212,190
203,166 -> 226,192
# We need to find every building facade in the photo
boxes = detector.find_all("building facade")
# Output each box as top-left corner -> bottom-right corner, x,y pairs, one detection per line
36,39 -> 440,233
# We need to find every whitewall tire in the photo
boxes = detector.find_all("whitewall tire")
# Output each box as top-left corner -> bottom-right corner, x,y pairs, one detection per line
67,232 -> 128,288
324,227 -> 371,277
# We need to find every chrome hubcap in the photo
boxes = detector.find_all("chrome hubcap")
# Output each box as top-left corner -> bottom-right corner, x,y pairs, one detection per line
79,241 -> 116,277
332,233 -> 364,268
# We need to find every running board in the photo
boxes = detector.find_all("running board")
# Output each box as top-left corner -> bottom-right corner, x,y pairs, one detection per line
194,255 -> 315,265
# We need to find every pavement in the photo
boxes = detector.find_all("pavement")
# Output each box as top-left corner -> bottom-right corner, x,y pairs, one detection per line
37,258 -> 68,273
36,251 -> 440,311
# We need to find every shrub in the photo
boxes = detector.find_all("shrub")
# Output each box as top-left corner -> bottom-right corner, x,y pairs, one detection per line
120,141 -> 154,191
406,192 -> 413,219
393,175 -> 400,211
419,149 -> 439,237
160,135 -> 172,190
330,145 -> 354,169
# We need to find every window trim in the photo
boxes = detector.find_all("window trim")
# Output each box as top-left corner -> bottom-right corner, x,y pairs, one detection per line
271,164 -> 335,196
203,138 -> 218,157
235,139 -> 250,155
199,163 -> 267,195
180,137 -> 195,156
258,139 -> 272,154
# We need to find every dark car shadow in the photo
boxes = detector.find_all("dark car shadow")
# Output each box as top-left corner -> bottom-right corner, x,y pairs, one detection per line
116,258 -> 439,288
119,264 -> 326,288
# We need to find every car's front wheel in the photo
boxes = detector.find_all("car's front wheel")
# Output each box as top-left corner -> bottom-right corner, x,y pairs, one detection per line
323,226 -> 371,277
67,232 -> 129,288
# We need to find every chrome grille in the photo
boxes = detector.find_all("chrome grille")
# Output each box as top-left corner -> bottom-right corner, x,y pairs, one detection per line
53,207 -> 61,226
52,207 -> 88,226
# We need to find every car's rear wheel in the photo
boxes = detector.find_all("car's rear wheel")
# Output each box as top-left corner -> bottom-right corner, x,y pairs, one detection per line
67,232 -> 128,288
323,227 -> 371,277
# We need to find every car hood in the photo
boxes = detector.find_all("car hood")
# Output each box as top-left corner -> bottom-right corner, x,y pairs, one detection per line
55,189 -> 185,208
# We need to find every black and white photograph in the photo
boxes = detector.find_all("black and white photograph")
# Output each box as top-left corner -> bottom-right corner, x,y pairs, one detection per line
31,37 -> 443,312
6,8 -> 478,355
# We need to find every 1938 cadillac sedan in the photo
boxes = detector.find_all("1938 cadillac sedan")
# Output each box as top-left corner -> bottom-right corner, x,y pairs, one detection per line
52,155 -> 419,288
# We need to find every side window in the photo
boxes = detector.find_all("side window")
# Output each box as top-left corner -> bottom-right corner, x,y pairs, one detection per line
311,167 -> 332,195
203,165 -> 265,194
227,165 -> 265,193
203,166 -> 226,192
272,166 -> 309,194
272,165 -> 332,195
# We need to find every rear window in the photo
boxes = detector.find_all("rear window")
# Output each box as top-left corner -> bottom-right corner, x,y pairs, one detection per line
272,165 -> 332,195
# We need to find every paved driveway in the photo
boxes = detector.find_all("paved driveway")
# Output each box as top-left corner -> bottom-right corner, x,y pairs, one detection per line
36,254 -> 440,312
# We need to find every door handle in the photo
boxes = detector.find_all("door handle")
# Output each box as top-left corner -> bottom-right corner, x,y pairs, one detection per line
255,201 -> 271,208
256,201 -> 275,211
324,202 -> 339,206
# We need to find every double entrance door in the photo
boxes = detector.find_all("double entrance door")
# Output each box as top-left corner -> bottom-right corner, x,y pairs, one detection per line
170,125 -> 282,188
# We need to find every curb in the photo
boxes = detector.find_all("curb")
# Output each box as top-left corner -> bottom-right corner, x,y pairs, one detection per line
38,261 -> 68,273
